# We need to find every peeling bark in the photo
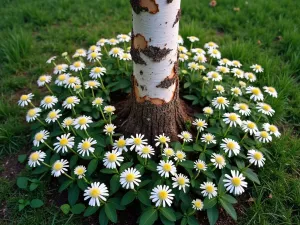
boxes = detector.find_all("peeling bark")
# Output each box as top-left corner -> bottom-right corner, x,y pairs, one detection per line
142,46 -> 172,62
173,9 -> 181,27
130,0 -> 159,14
167,0 -> 173,3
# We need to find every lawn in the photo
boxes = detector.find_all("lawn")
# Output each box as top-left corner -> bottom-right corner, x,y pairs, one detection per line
0,0 -> 300,224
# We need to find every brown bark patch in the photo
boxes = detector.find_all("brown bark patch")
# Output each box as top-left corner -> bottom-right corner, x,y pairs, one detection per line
130,0 -> 159,14
167,0 -> 173,3
133,34 -> 148,50
173,9 -> 181,27
130,32 -> 147,65
142,46 -> 172,62
156,63 -> 177,88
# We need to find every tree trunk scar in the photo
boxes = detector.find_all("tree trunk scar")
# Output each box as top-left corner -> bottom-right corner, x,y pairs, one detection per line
167,0 -> 173,3
130,0 -> 159,14
142,46 -> 172,62
172,9 -> 181,27
156,62 -> 178,88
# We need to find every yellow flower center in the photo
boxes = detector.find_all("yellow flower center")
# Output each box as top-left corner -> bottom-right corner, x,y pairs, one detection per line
260,131 -> 269,138
183,133 -> 190,139
53,162 -> 63,171
117,139 -> 126,148
110,39 -> 117,43
77,49 -> 85,54
106,126 -> 114,133
78,118 -> 87,125
212,49 -> 218,54
215,156 -> 224,164
60,138 -> 69,146
220,67 -> 227,73
21,95 -> 28,101
205,135 -> 213,141
66,97 -> 74,104
35,133 -> 44,141
197,121 -> 204,127
197,163 -> 205,170
223,59 -> 229,63
44,96 -> 53,104
165,149 -> 173,156
255,65 -> 261,69
262,104 -> 271,111
126,173 -> 135,182
105,107 -> 114,113
231,177 -> 241,187
159,136 -> 167,143
248,74 -> 254,79
28,109 -> 36,117
94,99 -> 103,104
163,163 -> 172,172
247,122 -> 255,129
158,190 -> 168,200
212,73 -> 218,78
142,146 -> 151,154
236,70 -> 242,75
217,97 -> 225,104
90,46 -> 96,51
90,188 -> 101,198
206,185 -> 214,193
94,67 -> 101,73
239,104 -> 248,110
74,85 -> 81,90
30,152 -> 39,161
108,153 -> 117,162
195,201 -> 202,208
268,87 -> 275,92
253,152 -> 263,160
209,42 -> 214,46
74,62 -> 81,68
65,119 -> 73,126
58,74 -> 66,81
199,65 -> 205,70
90,52 -> 97,58
269,125 -> 277,132
227,142 -> 235,150
177,177 -> 185,185
176,153 -> 184,159
113,49 -> 119,54
205,108 -> 212,114
69,77 -> 76,83
88,81 -> 96,87
229,114 -> 238,121
82,141 -> 91,150
49,112 -> 57,119
133,138 -> 142,145
252,88 -> 261,95
57,65 -> 63,70
233,61 -> 239,66
76,167 -> 85,175
39,76 -> 46,82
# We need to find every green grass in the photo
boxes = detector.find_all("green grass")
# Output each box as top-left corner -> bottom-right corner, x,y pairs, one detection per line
0,0 -> 299,224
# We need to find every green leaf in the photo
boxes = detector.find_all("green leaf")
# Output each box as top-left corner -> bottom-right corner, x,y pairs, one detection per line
110,174 -> 120,195
99,207 -> 108,225
193,143 -> 202,152
160,213 -> 175,225
59,180 -> 73,193
121,190 -> 136,206
68,185 -> 80,206
30,199 -> 44,208
109,197 -> 125,210
70,155 -> 78,169
179,160 -> 194,169
243,168 -> 260,184
71,203 -> 86,214
184,82 -> 191,88
17,177 -> 28,189
203,197 -> 217,209
29,182 -> 39,191
187,216 -> 198,225
138,189 -> 151,206
145,160 -> 157,172
221,194 -> 237,204
18,154 -> 27,163
159,207 -> 176,222
180,217 -> 188,225
32,165 -> 49,174
87,159 -> 98,176
139,208 -> 158,225
100,168 -> 117,174
183,95 -> 198,101
219,199 -> 237,221
77,179 -> 88,191
104,202 -> 117,223
235,159 -> 245,169
84,206 -> 99,217
119,161 -> 134,173
60,204 -> 71,215
207,206 -> 219,225
171,141 -> 182,151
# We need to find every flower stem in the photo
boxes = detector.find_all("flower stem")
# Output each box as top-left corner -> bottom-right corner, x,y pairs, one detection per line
42,162 -> 51,168
64,173 -> 74,180
99,77 -> 106,90
99,106 -> 106,121
194,171 -> 200,179
45,84 -> 54,95
68,146 -> 77,155
79,72 -> 84,83
70,126 -> 77,136
36,118 -> 46,126
85,129 -> 90,137
195,129 -> 200,144
44,142 -> 55,152
110,134 -> 114,145
29,102 -> 36,108
83,176 -> 90,184
256,114 -> 262,123
240,133 -> 248,144
91,89 -> 95,98
57,120 -> 65,133
224,126 -> 231,137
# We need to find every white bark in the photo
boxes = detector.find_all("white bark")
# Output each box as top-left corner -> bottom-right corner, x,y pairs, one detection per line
132,0 -> 181,103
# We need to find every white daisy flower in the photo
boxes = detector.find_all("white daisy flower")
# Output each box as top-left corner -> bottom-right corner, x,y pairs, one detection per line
172,173 -> 190,193
37,75 -> 51,87
211,153 -> 226,169
84,80 -> 100,89
174,150 -> 186,162
137,145 -> 155,158
218,58 -> 232,67
26,108 -> 42,122
250,64 -> 263,73
192,199 -> 204,211
89,67 -> 106,79
108,38 -> 119,45
73,84 -> 82,93
204,41 -> 219,49
194,160 -> 207,171
120,168 -> 141,189
62,96 -> 80,109
74,165 -> 87,179
208,48 -> 221,59
33,130 -> 49,147
103,150 -> 124,169
202,76 -> 209,83
231,68 -> 244,78
191,48 -> 206,55
244,72 -> 257,82
77,137 -> 97,157
157,160 -> 177,178
87,51 -> 102,62
92,97 -> 104,107
178,131 -> 193,142
263,123 -> 281,137
84,182 -> 109,207
53,64 -> 68,75
88,45 -> 101,53
150,185 -> 174,207
62,117 -> 74,130
53,133 -> 75,153
97,38 -> 108,46
241,120 -> 259,135
247,149 -> 265,167
256,102 -> 275,116
201,133 -> 216,144
246,86 -> 264,101
255,131 -> 272,143
177,35 -> 184,44
177,46 -> 187,53
129,134 -> 147,151
216,66 -> 230,74
73,48 -> 87,58
46,56 -> 56,64
55,73 -> 70,86
119,53 -> 132,61
18,93 -> 34,107
103,124 -> 116,135
179,53 -> 188,62
223,170 -> 247,195
113,136 -> 130,153
231,87 -> 242,96
263,86 -> 278,98
70,61 -> 85,72
188,62 -> 199,71
200,182 -> 217,199
28,150 -> 46,167
109,47 -> 124,57
214,85 -> 225,94
64,76 -> 81,89
62,52 -> 68,57
220,138 -> 240,157
155,133 -> 170,147
74,115 -> 93,130
187,36 -> 199,42
233,103 -> 251,116
203,107 -> 214,115
232,60 -> 242,68
192,119 -> 207,131
223,112 -> 242,127
207,71 -> 222,82
117,34 -> 131,43
163,148 -> 175,158
45,109 -> 62,123
104,105 -> 116,114
40,95 -> 58,109
51,159 -> 69,177
193,54 -> 207,63
212,96 -> 229,110
239,81 -> 247,88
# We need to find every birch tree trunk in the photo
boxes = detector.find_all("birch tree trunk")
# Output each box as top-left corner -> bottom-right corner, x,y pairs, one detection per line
117,0 -> 190,142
